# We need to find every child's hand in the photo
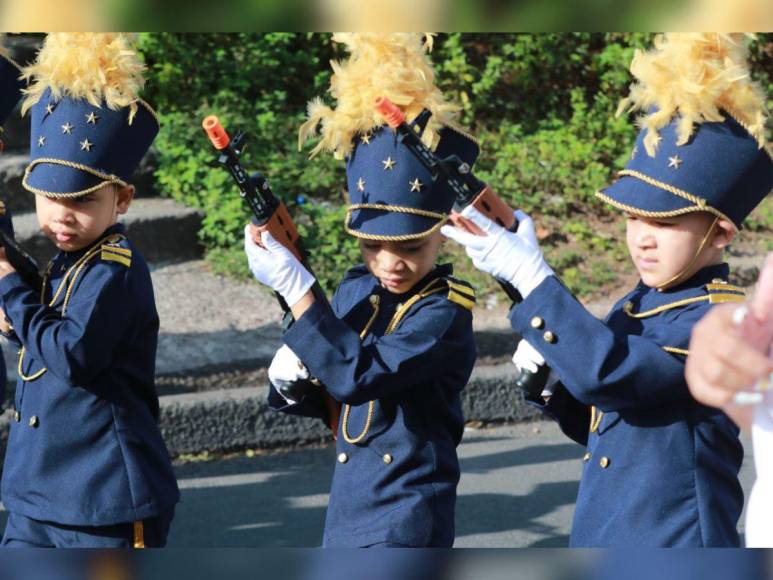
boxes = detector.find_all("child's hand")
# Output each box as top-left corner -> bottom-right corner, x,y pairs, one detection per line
441,208 -> 554,299
269,344 -> 311,404
0,247 -> 16,280
243,224 -> 315,308
0,307 -> 11,334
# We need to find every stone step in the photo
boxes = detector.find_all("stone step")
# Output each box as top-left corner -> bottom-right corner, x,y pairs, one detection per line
157,361 -> 537,456
11,197 -> 204,267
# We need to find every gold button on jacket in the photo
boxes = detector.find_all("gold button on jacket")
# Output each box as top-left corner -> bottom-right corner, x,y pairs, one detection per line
599,456 -> 610,469
337,453 -> 349,464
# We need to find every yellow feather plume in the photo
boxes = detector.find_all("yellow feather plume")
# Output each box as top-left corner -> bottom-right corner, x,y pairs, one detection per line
298,33 -> 462,160
617,33 -> 769,157
20,33 -> 146,122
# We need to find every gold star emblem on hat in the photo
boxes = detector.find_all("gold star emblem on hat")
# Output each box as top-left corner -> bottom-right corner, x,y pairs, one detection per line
61,122 -> 74,135
668,155 -> 682,169
80,139 -> 93,152
85,112 -> 99,124
360,133 -> 371,145
382,157 -> 396,170
357,177 -> 366,192
409,178 -> 423,192
45,102 -> 56,116
37,136 -> 46,147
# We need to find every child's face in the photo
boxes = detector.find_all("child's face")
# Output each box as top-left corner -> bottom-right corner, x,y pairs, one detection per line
625,212 -> 733,288
36,183 -> 134,252
360,231 -> 444,294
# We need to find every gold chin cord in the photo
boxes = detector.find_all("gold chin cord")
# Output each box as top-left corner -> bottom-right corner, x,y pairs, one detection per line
655,216 -> 720,292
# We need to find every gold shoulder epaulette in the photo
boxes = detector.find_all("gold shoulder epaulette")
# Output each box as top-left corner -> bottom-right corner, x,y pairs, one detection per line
445,277 -> 476,311
100,243 -> 132,267
705,280 -> 745,304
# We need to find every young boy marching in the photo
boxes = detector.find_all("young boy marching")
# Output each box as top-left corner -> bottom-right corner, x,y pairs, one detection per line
0,33 -> 179,548
0,42 -> 24,410
244,34 -> 478,547
443,34 -> 772,546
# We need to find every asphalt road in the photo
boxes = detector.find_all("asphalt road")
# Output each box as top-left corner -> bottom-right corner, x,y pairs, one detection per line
0,420 -> 755,547
162,420 -> 755,547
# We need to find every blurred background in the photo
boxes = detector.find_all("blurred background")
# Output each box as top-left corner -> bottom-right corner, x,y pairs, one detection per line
1,0 -> 772,31
0,549 -> 770,580
6,32 -> 771,303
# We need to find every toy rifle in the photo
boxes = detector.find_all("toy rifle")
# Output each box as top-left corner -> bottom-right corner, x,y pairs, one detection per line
0,229 -> 42,294
202,115 -> 341,437
375,97 -> 550,394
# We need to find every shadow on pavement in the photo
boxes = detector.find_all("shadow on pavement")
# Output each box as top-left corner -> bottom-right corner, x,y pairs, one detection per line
460,442 -> 582,473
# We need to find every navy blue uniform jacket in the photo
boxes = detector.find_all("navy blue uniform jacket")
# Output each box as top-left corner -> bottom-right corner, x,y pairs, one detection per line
510,263 -> 744,547
269,264 -> 477,547
0,223 -> 179,526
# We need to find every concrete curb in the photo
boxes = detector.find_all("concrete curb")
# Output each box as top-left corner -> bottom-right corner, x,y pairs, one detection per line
158,361 -> 536,456
0,362 -> 537,461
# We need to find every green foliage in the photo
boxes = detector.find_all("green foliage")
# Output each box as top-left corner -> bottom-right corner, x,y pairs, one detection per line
140,33 -> 772,299
294,204 -> 362,294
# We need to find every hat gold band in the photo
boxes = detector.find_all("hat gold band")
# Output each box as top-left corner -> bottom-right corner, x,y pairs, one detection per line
22,157 -> 128,198
344,203 -> 448,241
595,168 -> 737,230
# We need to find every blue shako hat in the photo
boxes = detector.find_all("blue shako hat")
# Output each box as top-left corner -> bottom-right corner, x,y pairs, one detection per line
23,86 -> 159,197
598,113 -> 772,229
19,33 -> 158,198
297,33 -> 476,241
345,124 -> 479,240
0,53 -> 23,128
597,33 -> 772,229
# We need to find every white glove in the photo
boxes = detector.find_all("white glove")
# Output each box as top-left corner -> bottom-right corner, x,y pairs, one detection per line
512,339 -> 546,373
441,207 -> 554,299
512,339 -> 555,398
269,344 -> 310,405
244,225 -> 315,307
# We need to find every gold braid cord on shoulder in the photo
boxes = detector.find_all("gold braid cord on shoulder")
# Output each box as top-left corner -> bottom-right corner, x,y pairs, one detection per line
341,277 -> 447,445
17,233 -> 125,382
624,296 -> 711,319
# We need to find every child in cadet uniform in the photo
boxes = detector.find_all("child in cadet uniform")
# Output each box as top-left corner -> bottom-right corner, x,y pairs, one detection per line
0,33 -> 179,548
244,33 -> 478,548
443,33 -> 773,547
0,43 -> 24,410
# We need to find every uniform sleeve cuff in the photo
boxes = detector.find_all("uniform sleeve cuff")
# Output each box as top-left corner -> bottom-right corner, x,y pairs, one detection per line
0,272 -> 30,312
508,275 -> 565,335
0,272 -> 27,301
284,298 -> 331,345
